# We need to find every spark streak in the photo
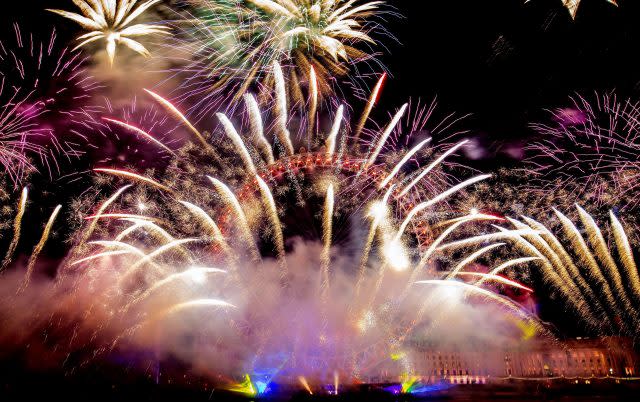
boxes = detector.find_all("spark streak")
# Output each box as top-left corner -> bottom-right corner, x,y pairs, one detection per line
217,113 -> 257,175
179,201 -> 230,254
446,243 -> 505,279
208,176 -> 260,260
455,272 -> 534,292
399,140 -> 469,197
354,73 -> 386,140
366,104 -> 408,167
326,105 -> 344,157
244,94 -> 274,164
21,205 -> 62,290
94,168 -> 171,192
395,175 -> 492,239
321,184 -> 334,293
273,62 -> 295,155
102,117 -> 176,155
378,138 -> 432,189
1,187 -> 28,271
298,376 -> 313,395
144,89 -> 210,148
256,176 -> 287,272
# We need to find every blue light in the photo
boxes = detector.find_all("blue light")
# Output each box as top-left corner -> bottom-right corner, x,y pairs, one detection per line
408,382 -> 455,395
383,384 -> 402,394
255,380 -> 270,395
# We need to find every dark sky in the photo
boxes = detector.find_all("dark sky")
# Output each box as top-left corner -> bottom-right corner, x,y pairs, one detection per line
386,0 -> 640,141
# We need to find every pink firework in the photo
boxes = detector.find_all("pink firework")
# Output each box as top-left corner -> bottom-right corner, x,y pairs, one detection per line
525,92 -> 640,210
0,23 -> 99,185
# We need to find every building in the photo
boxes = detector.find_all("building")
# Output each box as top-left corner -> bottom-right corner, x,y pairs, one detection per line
503,336 -> 638,379
412,337 -> 638,384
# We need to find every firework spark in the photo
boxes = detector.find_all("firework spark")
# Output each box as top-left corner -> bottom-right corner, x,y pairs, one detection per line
48,0 -> 169,64
0,93 -> 43,185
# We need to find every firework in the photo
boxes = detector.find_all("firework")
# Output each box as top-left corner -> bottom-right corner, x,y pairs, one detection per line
1,188 -> 28,271
0,94 -> 42,185
524,0 -> 618,19
0,187 -> 63,288
298,376 -> 313,395
59,79 -> 544,388
449,205 -> 640,339
321,183 -> 334,296
208,176 -> 260,259
101,118 -> 176,155
47,0 -> 169,64
21,205 -> 62,290
1,24 -> 98,184
169,0 -> 388,116
523,93 -> 640,214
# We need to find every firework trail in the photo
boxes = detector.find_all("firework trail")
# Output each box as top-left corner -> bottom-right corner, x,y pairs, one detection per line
299,376 -> 313,395
1,187 -> 28,271
366,103 -> 408,167
20,204 -> 62,290
273,61 -> 295,155
255,174 -> 287,272
308,65 -> 318,143
48,0 -> 169,64
456,205 -> 640,339
321,183 -> 334,296
453,272 -> 534,293
208,176 -> 260,260
166,0 -> 389,117
143,89 -> 209,147
101,117 -> 176,155
217,112 -> 258,175
244,93 -> 274,163
93,168 -> 171,191
354,73 -> 386,140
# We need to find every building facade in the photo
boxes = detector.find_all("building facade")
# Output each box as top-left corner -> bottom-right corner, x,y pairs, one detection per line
412,337 -> 638,384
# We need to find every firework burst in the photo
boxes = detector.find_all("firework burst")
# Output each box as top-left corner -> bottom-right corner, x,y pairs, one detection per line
1,24 -> 98,186
0,87 -> 45,185
47,0 -> 169,65
524,93 -> 640,211
170,0 -> 389,117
